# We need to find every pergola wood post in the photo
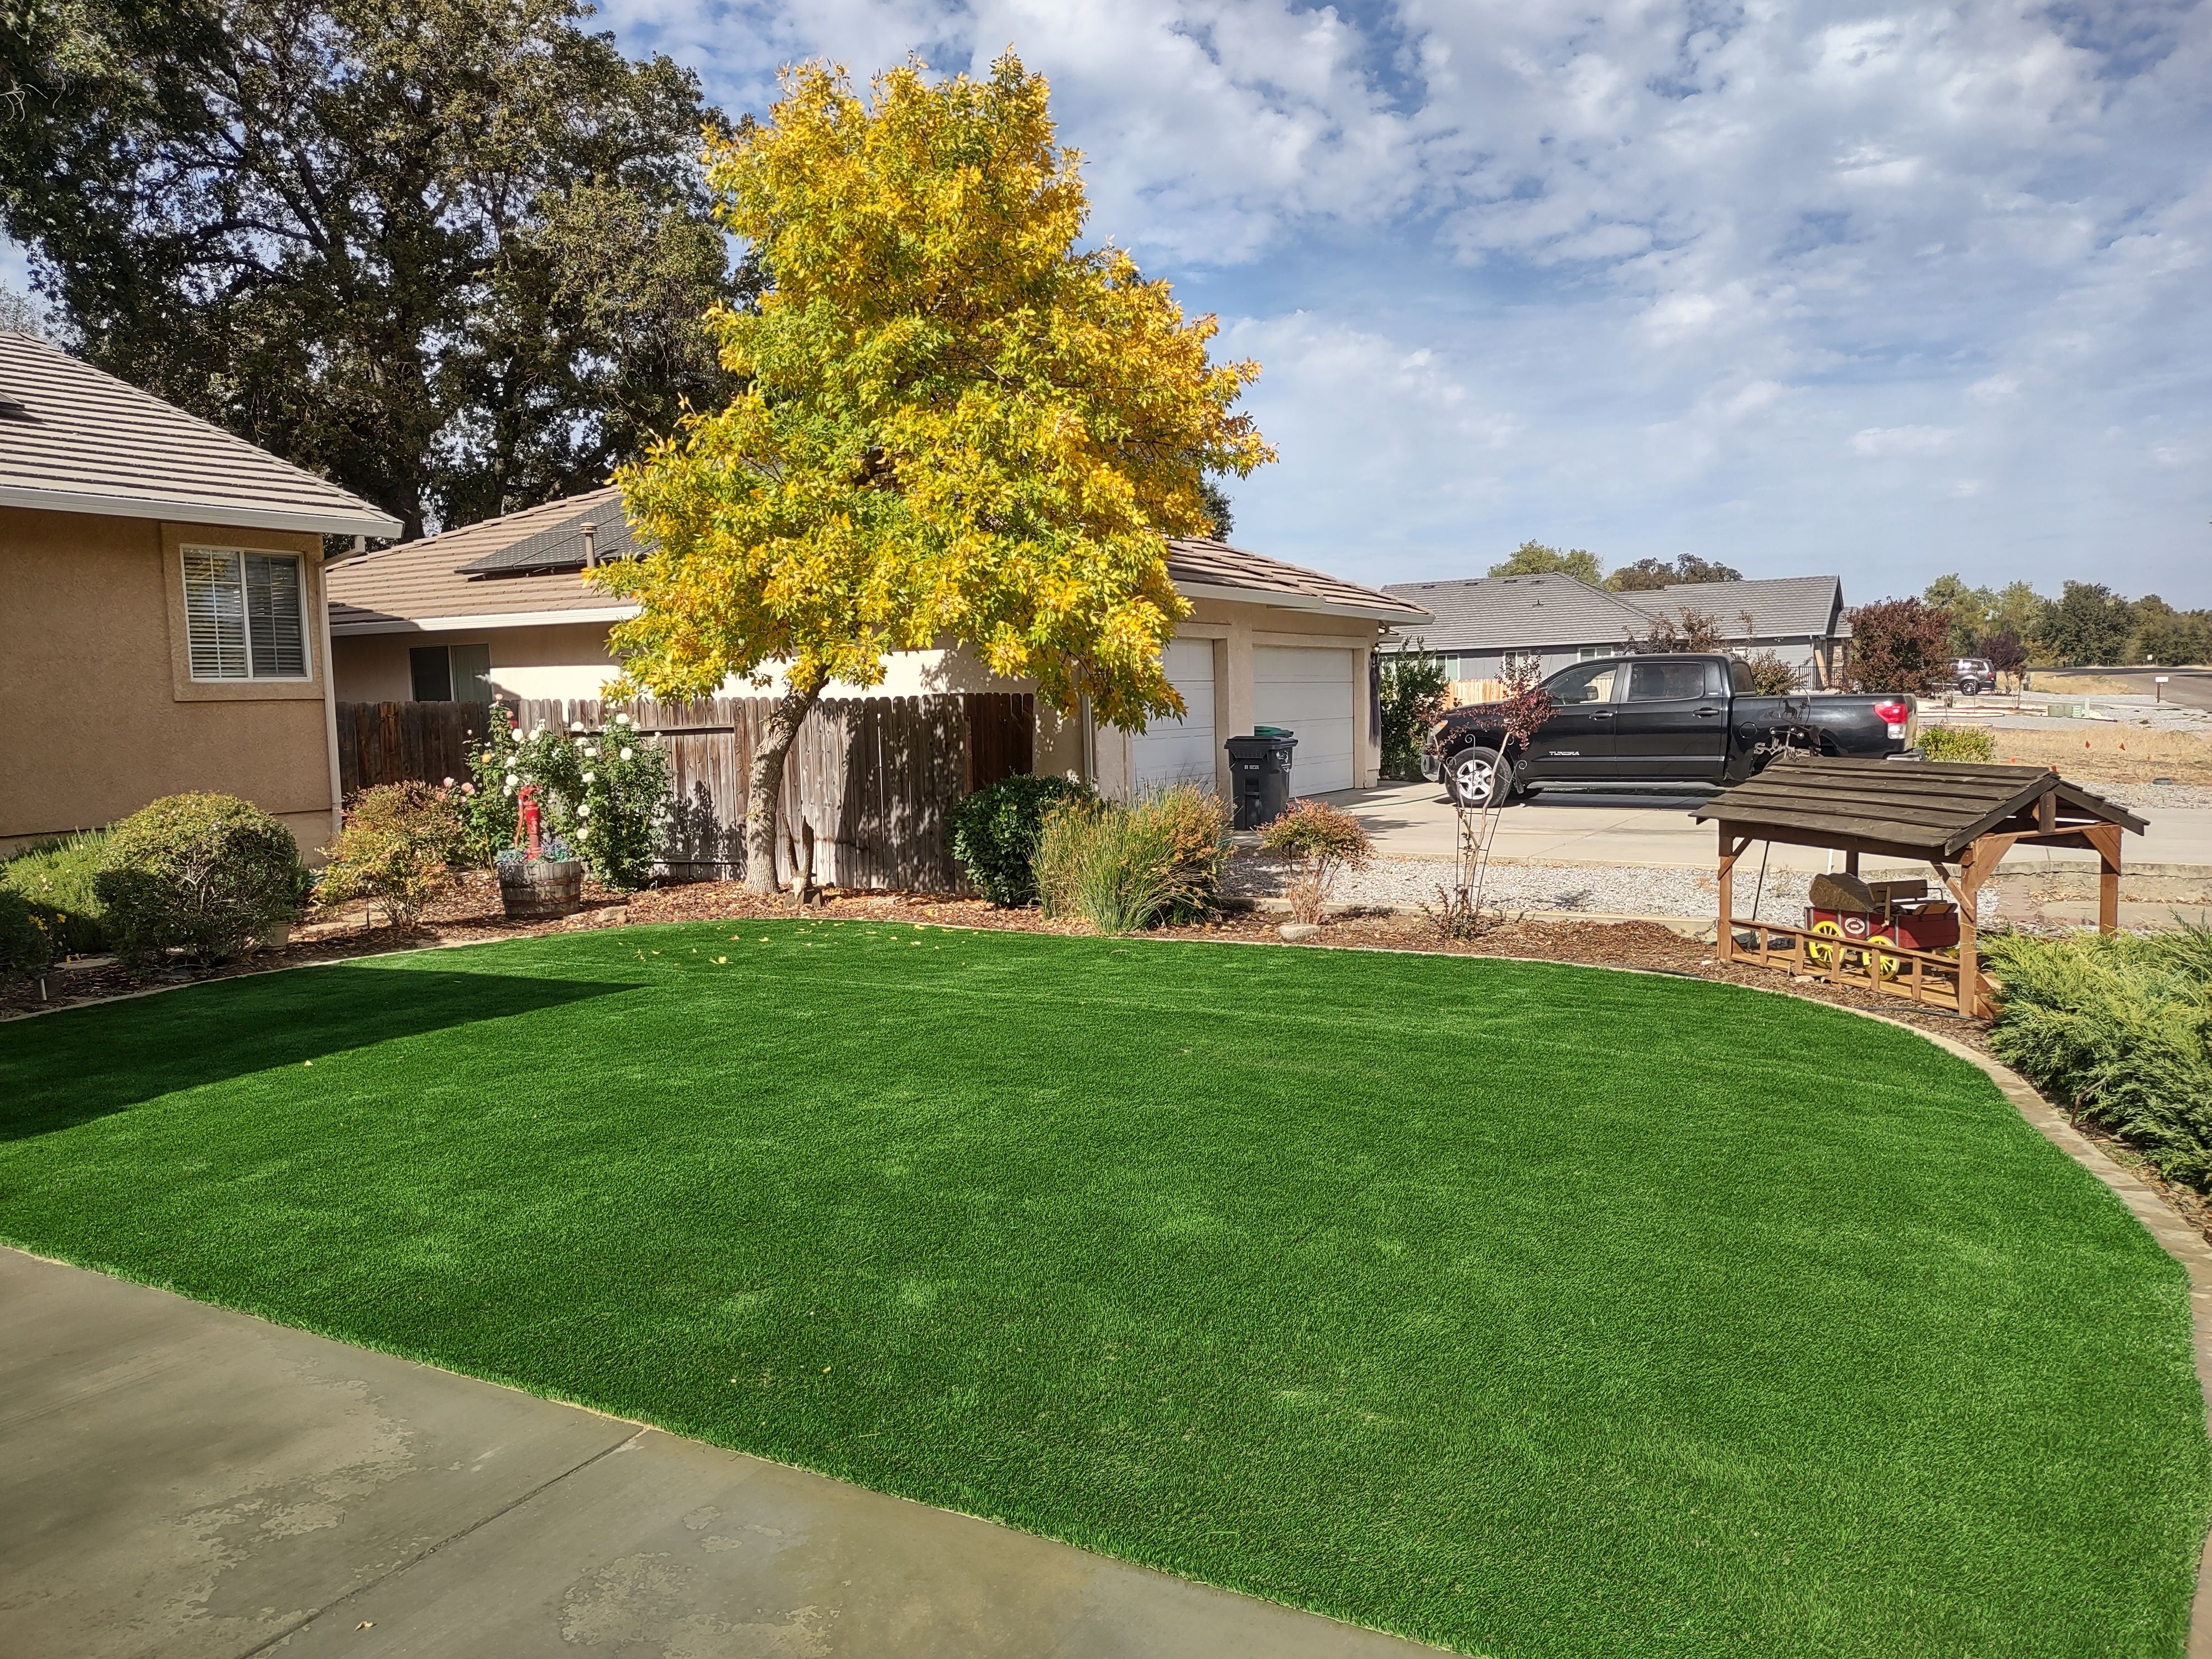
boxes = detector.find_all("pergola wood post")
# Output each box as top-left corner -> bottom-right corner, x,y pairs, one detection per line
1717,826 -> 1745,960
1955,844 -> 1983,1020
2087,822 -> 2123,935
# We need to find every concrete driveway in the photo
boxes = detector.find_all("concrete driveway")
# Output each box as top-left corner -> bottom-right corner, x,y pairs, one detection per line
1326,779 -> 2212,873
0,1248 -> 1441,1659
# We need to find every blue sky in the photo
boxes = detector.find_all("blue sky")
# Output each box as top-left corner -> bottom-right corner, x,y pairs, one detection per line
12,0 -> 2209,604
594,0 -> 2211,604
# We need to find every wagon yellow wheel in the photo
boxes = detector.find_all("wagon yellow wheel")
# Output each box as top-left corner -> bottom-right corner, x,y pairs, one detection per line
1806,919 -> 1847,968
1868,945 -> 1905,980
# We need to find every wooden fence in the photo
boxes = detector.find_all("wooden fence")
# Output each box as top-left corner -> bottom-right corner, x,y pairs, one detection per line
335,692 -> 1035,891
335,701 -> 491,797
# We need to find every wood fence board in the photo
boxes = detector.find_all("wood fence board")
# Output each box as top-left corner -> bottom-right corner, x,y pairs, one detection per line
338,691 -> 1034,891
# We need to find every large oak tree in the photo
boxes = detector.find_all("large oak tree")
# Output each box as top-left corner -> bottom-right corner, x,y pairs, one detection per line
601,56 -> 1274,893
0,0 -> 741,538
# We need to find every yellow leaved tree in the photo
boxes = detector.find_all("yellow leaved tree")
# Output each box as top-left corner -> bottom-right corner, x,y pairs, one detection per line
594,54 -> 1274,894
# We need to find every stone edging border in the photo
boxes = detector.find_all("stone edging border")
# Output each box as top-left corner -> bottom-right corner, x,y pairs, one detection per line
7,920 -> 2211,1648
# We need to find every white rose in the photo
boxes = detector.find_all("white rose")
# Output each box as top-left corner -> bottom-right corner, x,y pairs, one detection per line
533,724 -> 547,737
583,745 -> 598,758
504,782 -> 516,796
577,803 -> 592,818
614,712 -> 632,726
569,721 -> 585,733
504,773 -> 518,786
620,747 -> 634,760
582,770 -> 597,784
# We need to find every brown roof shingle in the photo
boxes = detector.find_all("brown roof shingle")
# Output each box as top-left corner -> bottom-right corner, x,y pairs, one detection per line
0,332 -> 400,537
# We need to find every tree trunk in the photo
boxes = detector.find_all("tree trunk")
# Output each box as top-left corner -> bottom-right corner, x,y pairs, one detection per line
744,678 -> 823,896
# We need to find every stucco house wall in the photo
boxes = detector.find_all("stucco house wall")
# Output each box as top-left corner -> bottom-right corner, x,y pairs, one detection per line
0,507 -> 341,858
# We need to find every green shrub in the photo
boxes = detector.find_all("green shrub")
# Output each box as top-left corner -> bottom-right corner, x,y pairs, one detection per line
1920,725 -> 1996,763
0,889 -> 54,974
1380,643 -> 1448,779
0,829 -> 109,955
95,794 -> 309,964
1985,925 -> 2212,1186
1037,784 -> 1231,934
318,782 -> 468,930
950,773 -> 1094,905
467,704 -> 670,887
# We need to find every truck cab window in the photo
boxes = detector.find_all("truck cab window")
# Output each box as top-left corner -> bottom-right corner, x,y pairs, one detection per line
1545,661 -> 1619,705
1627,660 -> 1707,701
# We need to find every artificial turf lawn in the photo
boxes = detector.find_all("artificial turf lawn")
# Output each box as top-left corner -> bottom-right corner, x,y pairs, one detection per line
2,923 -> 2206,1655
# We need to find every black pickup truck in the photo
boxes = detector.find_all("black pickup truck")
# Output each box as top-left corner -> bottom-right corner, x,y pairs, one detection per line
1421,654 -> 1914,807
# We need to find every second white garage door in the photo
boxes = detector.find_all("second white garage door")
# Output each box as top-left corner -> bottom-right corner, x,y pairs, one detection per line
1253,645 -> 1356,794
1130,638 -> 1218,790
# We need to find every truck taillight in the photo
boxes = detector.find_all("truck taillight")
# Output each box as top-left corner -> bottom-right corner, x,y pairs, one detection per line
1872,700 -> 1910,727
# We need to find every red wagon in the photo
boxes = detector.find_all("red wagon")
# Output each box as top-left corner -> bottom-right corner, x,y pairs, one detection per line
1804,875 -> 1959,974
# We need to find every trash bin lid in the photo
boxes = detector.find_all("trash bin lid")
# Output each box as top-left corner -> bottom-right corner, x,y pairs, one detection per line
1253,724 -> 1295,739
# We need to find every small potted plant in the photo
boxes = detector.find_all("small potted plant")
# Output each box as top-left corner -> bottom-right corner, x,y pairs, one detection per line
497,784 -> 585,919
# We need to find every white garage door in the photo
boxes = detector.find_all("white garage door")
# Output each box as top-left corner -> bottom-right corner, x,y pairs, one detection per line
1130,638 -> 1217,790
1253,645 -> 1356,794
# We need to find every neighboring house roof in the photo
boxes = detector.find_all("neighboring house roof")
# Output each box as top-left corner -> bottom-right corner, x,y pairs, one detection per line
1380,572 -> 1849,651
1379,573 -> 1655,651
327,488 -> 635,635
330,492 -> 1430,634
1615,575 -> 1850,641
0,331 -> 401,538
1164,538 -> 1430,623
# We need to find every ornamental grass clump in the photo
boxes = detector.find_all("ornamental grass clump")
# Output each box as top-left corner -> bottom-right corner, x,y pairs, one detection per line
318,782 -> 469,931
94,794 -> 308,964
1259,799 -> 1374,925
1985,923 -> 2212,1185
1036,784 -> 1230,934
950,774 -> 1094,906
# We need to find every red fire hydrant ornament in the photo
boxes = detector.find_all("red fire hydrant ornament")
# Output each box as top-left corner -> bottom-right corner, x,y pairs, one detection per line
514,782 -> 544,860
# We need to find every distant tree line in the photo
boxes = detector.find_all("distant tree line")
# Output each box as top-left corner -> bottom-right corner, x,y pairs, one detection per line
1486,541 -> 1745,592
1919,576 -> 2210,669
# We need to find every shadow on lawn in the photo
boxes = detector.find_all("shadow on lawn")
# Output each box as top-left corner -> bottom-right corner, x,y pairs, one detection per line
0,964 -> 633,1141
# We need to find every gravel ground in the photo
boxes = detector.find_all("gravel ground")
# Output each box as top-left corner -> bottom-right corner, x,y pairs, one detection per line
1231,852 -> 1827,922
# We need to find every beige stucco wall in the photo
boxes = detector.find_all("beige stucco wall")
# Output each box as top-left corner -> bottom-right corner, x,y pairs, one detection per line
327,597 -> 1380,803
0,507 -> 337,859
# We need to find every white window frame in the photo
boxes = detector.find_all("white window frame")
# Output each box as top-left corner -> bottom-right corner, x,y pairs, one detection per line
1577,645 -> 1614,661
1502,649 -> 1543,678
182,545 -> 312,683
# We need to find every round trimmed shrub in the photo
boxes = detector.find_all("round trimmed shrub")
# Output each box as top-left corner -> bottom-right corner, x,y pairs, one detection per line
950,774 -> 1094,906
95,794 -> 309,964
1919,724 -> 1996,763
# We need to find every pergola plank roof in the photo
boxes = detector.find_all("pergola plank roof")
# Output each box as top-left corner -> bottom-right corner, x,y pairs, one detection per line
1694,754 -> 2146,861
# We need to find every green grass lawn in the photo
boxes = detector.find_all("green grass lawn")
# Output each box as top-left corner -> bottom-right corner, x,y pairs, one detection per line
2,921 -> 2205,1655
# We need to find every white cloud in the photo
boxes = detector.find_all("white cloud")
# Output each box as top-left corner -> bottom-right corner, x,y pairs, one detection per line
1851,426 -> 1960,458
594,0 -> 2212,602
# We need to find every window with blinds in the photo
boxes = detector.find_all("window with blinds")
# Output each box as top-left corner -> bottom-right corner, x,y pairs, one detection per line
183,550 -> 309,680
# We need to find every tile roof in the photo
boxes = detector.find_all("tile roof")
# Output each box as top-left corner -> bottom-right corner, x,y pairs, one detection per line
1378,573 -> 1655,651
330,497 -> 1430,633
0,331 -> 400,538
1615,575 -> 1849,640
1164,538 -> 1431,622
1380,572 -> 1850,651
327,488 -> 635,634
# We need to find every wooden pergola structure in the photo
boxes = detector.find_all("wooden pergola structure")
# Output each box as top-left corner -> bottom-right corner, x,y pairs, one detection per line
1694,755 -> 2146,1019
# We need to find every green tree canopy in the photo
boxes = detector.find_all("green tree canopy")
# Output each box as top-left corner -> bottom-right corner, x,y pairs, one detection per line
1608,554 -> 1744,591
1490,541 -> 1604,585
1922,574 -> 1996,656
0,0 -> 740,539
2037,582 -> 2136,667
602,56 -> 1274,893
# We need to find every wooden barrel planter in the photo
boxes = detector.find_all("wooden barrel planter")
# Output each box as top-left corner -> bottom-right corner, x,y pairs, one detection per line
499,858 -> 585,920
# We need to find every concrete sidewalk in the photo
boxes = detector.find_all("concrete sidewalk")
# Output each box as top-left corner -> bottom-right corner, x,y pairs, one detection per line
1329,780 -> 2212,872
0,1249 -> 1440,1659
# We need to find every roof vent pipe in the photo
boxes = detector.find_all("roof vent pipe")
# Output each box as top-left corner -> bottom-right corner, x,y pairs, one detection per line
582,521 -> 598,567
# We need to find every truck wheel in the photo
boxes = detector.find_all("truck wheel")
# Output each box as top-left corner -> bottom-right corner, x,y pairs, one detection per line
1447,746 -> 1510,809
